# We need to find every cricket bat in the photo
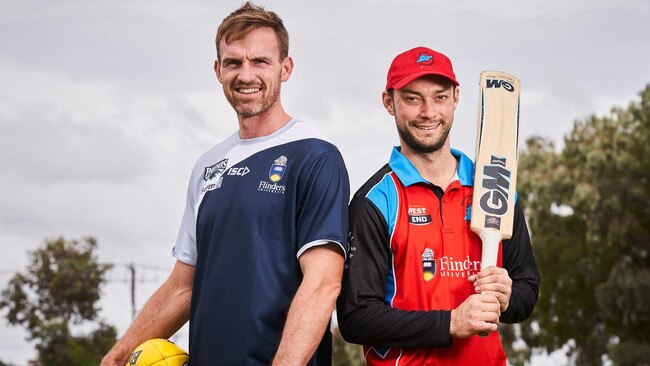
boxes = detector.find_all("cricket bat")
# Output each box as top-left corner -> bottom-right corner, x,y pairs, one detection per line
470,71 -> 521,269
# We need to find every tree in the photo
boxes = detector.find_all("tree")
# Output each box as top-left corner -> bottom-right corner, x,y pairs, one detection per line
332,326 -> 364,366
0,237 -> 117,366
500,324 -> 532,366
516,85 -> 650,365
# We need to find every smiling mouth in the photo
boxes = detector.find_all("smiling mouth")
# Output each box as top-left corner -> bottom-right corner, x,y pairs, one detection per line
235,86 -> 262,94
413,122 -> 442,131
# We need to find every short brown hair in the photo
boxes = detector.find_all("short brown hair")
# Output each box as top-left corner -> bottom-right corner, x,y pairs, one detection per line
216,2 -> 289,61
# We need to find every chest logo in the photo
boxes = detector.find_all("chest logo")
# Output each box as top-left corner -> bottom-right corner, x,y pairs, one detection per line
258,156 -> 288,194
227,166 -> 250,177
269,156 -> 288,182
422,248 -> 436,281
408,206 -> 432,225
204,158 -> 229,181
201,158 -> 229,195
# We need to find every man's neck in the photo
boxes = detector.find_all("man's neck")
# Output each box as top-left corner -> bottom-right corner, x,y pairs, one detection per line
402,144 -> 457,190
238,107 -> 292,139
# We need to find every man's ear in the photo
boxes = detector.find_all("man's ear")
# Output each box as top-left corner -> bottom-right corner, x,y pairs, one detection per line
280,56 -> 294,82
382,90 -> 395,116
214,59 -> 222,83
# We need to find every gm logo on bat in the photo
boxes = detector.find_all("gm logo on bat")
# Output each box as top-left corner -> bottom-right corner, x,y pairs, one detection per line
486,78 -> 515,92
479,155 -> 511,217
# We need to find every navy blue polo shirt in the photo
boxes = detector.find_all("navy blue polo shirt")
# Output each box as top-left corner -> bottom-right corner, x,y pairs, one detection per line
173,119 -> 350,365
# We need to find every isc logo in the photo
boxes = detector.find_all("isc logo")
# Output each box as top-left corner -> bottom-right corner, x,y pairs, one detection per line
227,166 -> 250,176
486,78 -> 515,92
479,155 -> 511,216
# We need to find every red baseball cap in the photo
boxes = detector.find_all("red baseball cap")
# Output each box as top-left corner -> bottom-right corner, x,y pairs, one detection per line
385,47 -> 459,91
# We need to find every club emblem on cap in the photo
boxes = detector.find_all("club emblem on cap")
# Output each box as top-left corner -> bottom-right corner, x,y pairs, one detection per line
422,248 -> 436,281
269,156 -> 288,182
416,53 -> 434,65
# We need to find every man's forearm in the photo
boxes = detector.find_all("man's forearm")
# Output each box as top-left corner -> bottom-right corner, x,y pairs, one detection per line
101,261 -> 193,366
272,279 -> 340,365
337,299 -> 452,348
113,285 -> 190,357
273,245 -> 344,366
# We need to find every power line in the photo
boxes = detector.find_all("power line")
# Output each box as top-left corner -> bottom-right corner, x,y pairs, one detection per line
106,263 -> 170,321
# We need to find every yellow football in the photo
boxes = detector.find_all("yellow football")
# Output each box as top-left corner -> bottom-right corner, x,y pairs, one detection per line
125,338 -> 189,366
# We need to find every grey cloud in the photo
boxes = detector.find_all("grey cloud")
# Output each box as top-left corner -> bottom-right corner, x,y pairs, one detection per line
0,0 -> 219,92
0,112 -> 155,184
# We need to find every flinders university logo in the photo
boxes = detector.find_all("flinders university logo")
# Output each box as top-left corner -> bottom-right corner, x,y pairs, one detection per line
422,248 -> 436,281
269,156 -> 287,182
258,156 -> 288,194
419,248 -> 483,281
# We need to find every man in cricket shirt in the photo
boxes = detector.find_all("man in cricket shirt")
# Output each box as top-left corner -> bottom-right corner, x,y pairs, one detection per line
337,47 -> 539,365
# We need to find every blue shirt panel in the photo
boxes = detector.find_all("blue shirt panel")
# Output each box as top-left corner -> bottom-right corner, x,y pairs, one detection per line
388,146 -> 475,187
189,138 -> 349,365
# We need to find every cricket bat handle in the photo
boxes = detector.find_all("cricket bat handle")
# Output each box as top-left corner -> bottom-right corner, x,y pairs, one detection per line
479,229 -> 502,268
477,229 -> 502,337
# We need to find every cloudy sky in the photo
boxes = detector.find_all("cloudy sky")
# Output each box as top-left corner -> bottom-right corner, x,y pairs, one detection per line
1,0 -> 649,364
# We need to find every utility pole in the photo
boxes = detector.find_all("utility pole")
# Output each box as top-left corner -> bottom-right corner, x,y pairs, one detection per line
114,263 -> 166,321
128,263 -> 136,321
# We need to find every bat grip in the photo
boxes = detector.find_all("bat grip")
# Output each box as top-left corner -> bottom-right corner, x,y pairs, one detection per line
479,229 -> 502,269
477,229 -> 503,337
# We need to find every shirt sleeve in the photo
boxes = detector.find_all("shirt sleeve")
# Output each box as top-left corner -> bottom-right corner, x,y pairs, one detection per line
171,165 -> 199,266
296,149 -> 350,258
499,199 -> 540,323
337,195 -> 452,348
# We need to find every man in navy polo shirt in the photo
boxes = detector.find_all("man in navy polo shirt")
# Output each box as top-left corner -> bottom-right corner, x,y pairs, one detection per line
102,3 -> 349,365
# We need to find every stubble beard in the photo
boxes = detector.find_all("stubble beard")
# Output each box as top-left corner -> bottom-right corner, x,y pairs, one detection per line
397,119 -> 451,154
226,81 -> 281,119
